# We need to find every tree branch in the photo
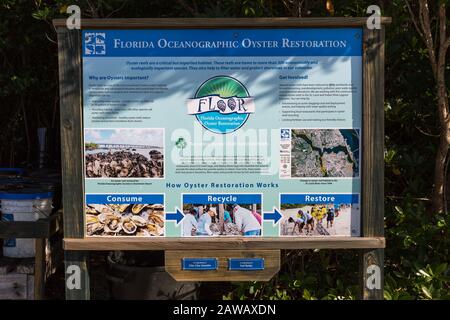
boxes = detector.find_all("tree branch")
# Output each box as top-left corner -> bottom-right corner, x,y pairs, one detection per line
438,2 -> 446,48
177,0 -> 198,16
405,0 -> 425,41
419,0 -> 437,77
106,0 -> 128,18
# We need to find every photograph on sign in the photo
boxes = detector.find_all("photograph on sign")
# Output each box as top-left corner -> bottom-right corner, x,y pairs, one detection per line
280,129 -> 360,178
84,128 -> 164,178
81,28 -> 362,238
181,194 -> 262,237
85,194 -> 164,237
279,194 -> 360,236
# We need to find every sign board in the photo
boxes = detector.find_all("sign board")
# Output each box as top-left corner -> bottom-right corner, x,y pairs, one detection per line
54,17 -> 388,298
82,28 -> 362,239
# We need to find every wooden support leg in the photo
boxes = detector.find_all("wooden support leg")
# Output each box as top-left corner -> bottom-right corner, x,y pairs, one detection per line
65,251 -> 90,300
34,238 -> 46,300
359,248 -> 384,300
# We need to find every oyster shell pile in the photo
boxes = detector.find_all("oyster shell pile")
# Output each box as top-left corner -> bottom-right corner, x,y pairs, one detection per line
85,150 -> 163,178
85,203 -> 164,236
208,222 -> 241,236
223,222 -> 240,235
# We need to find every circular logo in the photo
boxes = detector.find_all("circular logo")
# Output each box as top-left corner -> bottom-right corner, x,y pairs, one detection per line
189,76 -> 254,134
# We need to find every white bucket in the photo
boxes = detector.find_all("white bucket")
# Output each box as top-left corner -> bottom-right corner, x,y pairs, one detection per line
0,190 -> 53,258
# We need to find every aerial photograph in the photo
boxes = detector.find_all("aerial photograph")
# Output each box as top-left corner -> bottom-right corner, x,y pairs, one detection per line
290,129 -> 359,178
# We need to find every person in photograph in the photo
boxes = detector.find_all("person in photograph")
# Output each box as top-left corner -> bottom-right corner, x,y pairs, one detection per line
196,209 -> 215,236
182,208 -> 198,236
251,208 -> 262,225
334,203 -> 340,217
288,216 -> 305,235
327,207 -> 335,228
232,204 -> 262,236
193,204 -> 202,220
320,206 -> 327,224
223,208 -> 232,223
313,206 -> 324,225
298,209 -> 314,233
208,207 -> 218,223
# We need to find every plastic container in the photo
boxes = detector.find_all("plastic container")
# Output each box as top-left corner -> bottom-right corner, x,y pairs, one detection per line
0,190 -> 53,258
0,168 -> 25,177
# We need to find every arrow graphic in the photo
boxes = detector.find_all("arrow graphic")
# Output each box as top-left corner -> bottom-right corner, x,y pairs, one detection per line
264,207 -> 282,224
166,208 -> 185,224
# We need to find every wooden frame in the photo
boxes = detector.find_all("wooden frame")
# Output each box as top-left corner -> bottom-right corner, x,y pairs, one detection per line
53,17 -> 391,28
166,250 -> 281,282
54,17 -> 388,300
63,236 -> 385,250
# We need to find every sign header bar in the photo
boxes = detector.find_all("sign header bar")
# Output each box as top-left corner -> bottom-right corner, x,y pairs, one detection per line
83,28 -> 362,57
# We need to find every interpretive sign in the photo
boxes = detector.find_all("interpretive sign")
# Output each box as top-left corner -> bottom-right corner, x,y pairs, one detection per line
55,17 -> 388,298
82,28 -> 362,239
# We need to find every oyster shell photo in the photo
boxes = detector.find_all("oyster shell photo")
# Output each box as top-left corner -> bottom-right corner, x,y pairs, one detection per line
84,129 -> 164,178
85,202 -> 165,237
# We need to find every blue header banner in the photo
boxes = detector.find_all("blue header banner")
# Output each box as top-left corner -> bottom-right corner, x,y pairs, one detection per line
86,194 -> 164,204
183,193 -> 262,204
82,28 -> 362,57
281,194 -> 359,204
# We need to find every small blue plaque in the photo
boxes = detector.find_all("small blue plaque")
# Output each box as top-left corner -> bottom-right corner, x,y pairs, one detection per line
228,258 -> 265,271
182,258 -> 218,271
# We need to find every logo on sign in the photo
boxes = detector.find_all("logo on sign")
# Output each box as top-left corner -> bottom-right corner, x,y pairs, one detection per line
84,32 -> 106,55
280,129 -> 290,139
187,76 -> 255,134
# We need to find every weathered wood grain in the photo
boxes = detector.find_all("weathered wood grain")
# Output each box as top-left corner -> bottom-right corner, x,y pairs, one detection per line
64,236 -> 385,251
359,25 -> 385,300
53,17 -> 392,29
0,273 -> 28,300
64,250 -> 90,300
34,239 -> 45,300
165,250 -> 280,281
57,27 -> 90,300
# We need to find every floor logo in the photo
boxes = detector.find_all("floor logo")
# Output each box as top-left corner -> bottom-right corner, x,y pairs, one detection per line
187,76 -> 255,134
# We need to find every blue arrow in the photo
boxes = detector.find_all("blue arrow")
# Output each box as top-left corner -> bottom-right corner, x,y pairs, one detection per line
166,208 -> 184,224
264,208 -> 282,224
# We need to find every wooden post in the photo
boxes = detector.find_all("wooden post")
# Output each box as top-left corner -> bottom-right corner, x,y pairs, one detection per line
56,27 -> 90,300
34,239 -> 46,299
218,204 -> 225,232
360,25 -> 385,300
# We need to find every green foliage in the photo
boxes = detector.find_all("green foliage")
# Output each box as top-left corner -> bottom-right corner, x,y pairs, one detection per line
85,142 -> 98,150
224,249 -> 360,300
